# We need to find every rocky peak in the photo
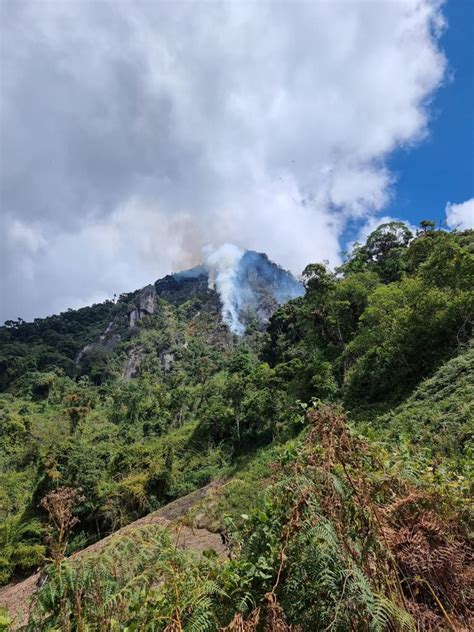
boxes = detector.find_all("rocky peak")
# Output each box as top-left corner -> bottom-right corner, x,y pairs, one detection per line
158,249 -> 304,335
129,284 -> 156,327
154,266 -> 210,305
78,250 -> 304,377
233,251 -> 304,329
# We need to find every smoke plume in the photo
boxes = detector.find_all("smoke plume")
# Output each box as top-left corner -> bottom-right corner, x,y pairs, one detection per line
206,244 -> 245,334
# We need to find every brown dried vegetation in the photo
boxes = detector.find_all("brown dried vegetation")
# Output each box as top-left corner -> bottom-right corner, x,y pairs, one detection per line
39,486 -> 85,565
226,406 -> 472,631
306,406 -> 473,631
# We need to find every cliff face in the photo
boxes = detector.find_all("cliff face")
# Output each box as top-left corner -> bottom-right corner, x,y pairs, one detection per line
129,285 -> 157,327
73,251 -> 304,379
233,251 -> 304,329
156,251 -> 304,334
114,250 -> 303,379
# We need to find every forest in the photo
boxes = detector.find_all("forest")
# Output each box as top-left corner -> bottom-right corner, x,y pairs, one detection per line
0,221 -> 472,631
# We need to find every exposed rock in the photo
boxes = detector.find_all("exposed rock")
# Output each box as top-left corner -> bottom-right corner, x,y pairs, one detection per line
76,343 -> 94,364
129,310 -> 139,328
101,333 -> 121,351
129,284 -> 156,327
99,320 -> 114,339
122,347 -> 143,379
155,253 -> 303,336
76,251 -> 303,376
160,352 -> 175,372
0,481 -> 224,629
76,320 -> 121,365
234,251 -> 304,327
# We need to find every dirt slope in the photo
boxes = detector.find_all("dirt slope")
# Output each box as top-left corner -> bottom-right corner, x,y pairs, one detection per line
0,481 -> 226,629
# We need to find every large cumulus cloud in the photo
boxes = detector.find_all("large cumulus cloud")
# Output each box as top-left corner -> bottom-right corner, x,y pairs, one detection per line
0,0 -> 446,321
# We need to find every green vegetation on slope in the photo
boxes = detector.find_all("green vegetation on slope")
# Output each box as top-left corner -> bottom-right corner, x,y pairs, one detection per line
24,407 -> 473,631
377,345 -> 474,459
0,221 -> 473,630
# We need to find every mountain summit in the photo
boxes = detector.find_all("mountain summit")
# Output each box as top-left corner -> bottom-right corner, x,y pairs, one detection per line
165,248 -> 304,334
83,248 -> 304,379
0,247 -> 304,388
127,247 -> 303,334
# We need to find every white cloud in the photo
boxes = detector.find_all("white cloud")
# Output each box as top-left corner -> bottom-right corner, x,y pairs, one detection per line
7,220 -> 47,254
0,0 -> 446,321
445,199 -> 474,230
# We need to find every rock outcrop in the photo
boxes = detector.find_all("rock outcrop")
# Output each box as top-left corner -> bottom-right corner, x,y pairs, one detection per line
154,252 -> 303,335
129,284 -> 157,327
76,320 -> 121,365
78,251 -> 304,379
234,251 -> 304,328
122,346 -> 143,379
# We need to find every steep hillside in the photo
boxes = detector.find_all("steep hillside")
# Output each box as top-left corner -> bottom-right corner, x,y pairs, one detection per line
377,345 -> 474,457
0,481 -> 226,628
0,249 -> 303,391
0,224 -> 472,631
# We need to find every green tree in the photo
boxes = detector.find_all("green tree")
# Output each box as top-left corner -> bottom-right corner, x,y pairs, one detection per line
343,221 -> 413,283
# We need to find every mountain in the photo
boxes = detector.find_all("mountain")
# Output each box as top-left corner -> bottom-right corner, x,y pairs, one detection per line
0,225 -> 472,631
80,249 -> 304,380
151,249 -> 304,328
0,249 -> 303,389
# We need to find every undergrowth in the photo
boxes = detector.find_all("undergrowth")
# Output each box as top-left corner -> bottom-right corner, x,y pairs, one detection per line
28,405 -> 473,631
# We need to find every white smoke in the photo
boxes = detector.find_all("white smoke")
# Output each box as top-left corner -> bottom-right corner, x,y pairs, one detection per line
205,244 -> 245,335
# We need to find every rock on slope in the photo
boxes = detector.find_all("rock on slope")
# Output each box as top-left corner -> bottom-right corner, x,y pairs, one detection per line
78,249 -> 304,377
157,249 -> 304,333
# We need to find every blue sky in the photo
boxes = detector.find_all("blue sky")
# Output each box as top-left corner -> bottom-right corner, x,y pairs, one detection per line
385,0 -> 474,228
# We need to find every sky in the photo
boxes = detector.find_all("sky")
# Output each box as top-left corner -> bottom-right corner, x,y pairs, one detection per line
385,0 -> 474,227
0,0 -> 473,323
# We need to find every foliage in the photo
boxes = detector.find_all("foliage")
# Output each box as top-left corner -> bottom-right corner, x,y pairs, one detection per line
220,406 -> 472,631
40,487 -> 85,565
0,607 -> 10,632
27,406 -> 473,631
376,345 -> 474,459
28,526 -> 225,632
342,221 -> 413,283
0,221 -> 472,630
343,274 -> 472,404
266,226 -> 473,407
0,516 -> 44,584
0,301 -> 123,391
